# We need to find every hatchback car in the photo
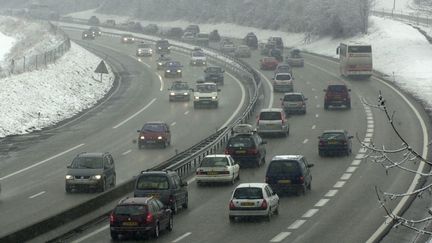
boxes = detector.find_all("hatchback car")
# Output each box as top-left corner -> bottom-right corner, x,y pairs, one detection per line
137,122 -> 171,148
204,66 -> 225,85
229,183 -> 279,222
134,171 -> 188,214
164,61 -> 183,78
260,57 -> 279,70
286,48 -> 304,67
234,45 -> 252,58
65,152 -> 116,193
268,36 -> 284,50
121,34 -> 135,43
224,125 -> 267,168
272,72 -> 294,92
196,154 -> 240,185
281,92 -> 307,114
89,26 -> 101,36
265,155 -> 313,196
274,63 -> 292,75
155,39 -> 171,54
136,42 -> 153,57
318,130 -> 353,156
256,108 -> 289,137
168,81 -> 191,101
220,39 -> 236,53
110,197 -> 173,240
243,32 -> 258,49
324,84 -> 351,109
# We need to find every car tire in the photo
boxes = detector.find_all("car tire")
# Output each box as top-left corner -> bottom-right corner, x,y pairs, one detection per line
319,150 -> 325,157
110,230 -> 119,240
172,201 -> 178,215
111,174 -> 116,187
324,103 -> 329,110
167,215 -> 174,231
182,196 -> 188,209
99,179 -> 106,192
65,185 -> 72,193
307,182 -> 311,190
231,175 -> 235,185
194,103 -> 198,109
265,210 -> 271,222
229,216 -> 236,223
153,223 -> 160,239
237,172 -> 240,180
347,102 -> 351,109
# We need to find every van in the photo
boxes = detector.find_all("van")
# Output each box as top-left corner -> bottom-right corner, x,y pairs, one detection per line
265,155 -> 314,196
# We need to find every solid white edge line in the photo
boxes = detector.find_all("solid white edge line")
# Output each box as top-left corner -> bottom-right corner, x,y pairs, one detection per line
218,72 -> 246,130
157,74 -> 164,91
71,225 -> 109,243
113,98 -> 156,129
254,68 -> 274,109
270,232 -> 291,242
0,143 -> 85,181
172,232 -> 192,243
29,191 -> 46,199
122,149 -> 132,155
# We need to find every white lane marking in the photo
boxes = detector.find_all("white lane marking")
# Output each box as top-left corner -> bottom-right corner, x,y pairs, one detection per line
157,74 -> 164,91
302,209 -> 319,218
363,138 -> 372,142
340,173 -> 352,180
315,114 -> 319,118
122,149 -> 132,155
270,232 -> 291,242
303,139 -> 308,144
365,132 -> 373,137
325,189 -> 338,197
346,167 -> 357,173
363,142 -> 370,147
288,219 -> 306,230
367,124 -> 374,129
334,181 -> 346,188
0,143 -> 85,181
143,62 -> 151,68
352,159 -> 362,166
71,225 -> 109,243
366,116 -> 373,120
172,232 -> 192,243
355,154 -> 365,159
316,104 -> 320,108
367,120 -> 374,124
187,177 -> 196,184
184,110 -> 189,115
315,198 -> 330,207
218,72 -> 246,130
29,191 -> 46,199
171,122 -> 177,126
311,87 -> 315,91
312,125 -> 316,130
113,98 -> 156,129
314,96 -> 318,99
366,128 -> 374,133
254,69 -> 274,109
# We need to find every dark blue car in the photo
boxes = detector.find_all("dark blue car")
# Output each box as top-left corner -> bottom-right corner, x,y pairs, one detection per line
164,61 -> 183,78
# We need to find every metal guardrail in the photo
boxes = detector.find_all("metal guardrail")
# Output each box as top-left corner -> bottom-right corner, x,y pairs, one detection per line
372,9 -> 432,27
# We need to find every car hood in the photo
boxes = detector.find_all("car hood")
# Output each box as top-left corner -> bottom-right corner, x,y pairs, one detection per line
171,89 -> 190,94
67,168 -> 104,176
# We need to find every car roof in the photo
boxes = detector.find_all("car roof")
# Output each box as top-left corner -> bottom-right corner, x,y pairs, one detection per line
260,108 -> 283,112
140,170 -> 177,176
77,152 -> 104,158
204,154 -> 230,158
283,92 -> 303,96
197,82 -> 217,86
322,129 -> 346,133
327,84 -> 347,87
144,121 -> 167,125
235,183 -> 267,189
118,197 -> 151,205
270,155 -> 304,161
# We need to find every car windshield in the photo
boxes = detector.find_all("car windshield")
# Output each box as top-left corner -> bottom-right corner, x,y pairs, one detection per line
114,205 -> 147,216
138,43 -> 151,48
200,157 -> 229,167
275,74 -> 292,80
327,85 -> 347,92
142,124 -> 165,132
284,95 -> 303,102
267,160 -> 300,174
192,52 -> 205,57
171,83 -> 189,90
277,66 -> 291,71
167,62 -> 181,67
259,111 -> 282,120
227,136 -> 253,148
322,132 -> 346,140
197,84 -> 216,92
71,156 -> 103,169
136,175 -> 169,190
233,187 -> 263,199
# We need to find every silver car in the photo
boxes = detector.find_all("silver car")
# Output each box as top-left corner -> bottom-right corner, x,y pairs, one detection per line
281,92 -> 307,114
256,108 -> 289,137
234,45 -> 251,58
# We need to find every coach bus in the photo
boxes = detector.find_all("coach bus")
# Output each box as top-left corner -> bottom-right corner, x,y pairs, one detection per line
336,42 -> 372,79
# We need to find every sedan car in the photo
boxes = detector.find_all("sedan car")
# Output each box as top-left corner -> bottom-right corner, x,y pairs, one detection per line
280,92 -> 307,114
137,121 -> 171,148
82,30 -> 95,40
318,130 -> 353,156
234,45 -> 252,58
110,197 -> 173,240
256,108 -> 289,137
168,81 -> 191,101
196,154 -> 240,185
136,42 -> 153,57
164,61 -> 183,78
260,57 -> 279,70
89,26 -> 102,36
229,183 -> 279,222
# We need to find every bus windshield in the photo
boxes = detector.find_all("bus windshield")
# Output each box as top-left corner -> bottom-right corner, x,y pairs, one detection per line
348,45 -> 371,53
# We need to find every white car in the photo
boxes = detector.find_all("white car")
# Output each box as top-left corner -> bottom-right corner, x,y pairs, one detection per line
229,183 -> 279,222
196,154 -> 240,185
190,50 -> 207,66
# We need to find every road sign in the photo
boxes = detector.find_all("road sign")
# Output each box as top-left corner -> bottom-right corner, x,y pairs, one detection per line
94,60 -> 109,74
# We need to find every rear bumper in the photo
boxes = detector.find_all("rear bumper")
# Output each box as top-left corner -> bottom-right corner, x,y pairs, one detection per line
229,209 -> 268,217
273,84 -> 293,92
319,145 -> 349,152
110,226 -> 153,233
196,175 -> 232,182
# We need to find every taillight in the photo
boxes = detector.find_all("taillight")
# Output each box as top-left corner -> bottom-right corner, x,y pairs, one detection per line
196,170 -> 204,175
247,148 -> 258,154
261,199 -> 268,209
229,200 -> 236,209
146,212 -> 154,223
224,149 -> 230,154
169,195 -> 175,204
319,140 -> 325,145
109,212 -> 115,224
265,176 -> 269,183
299,176 -> 304,183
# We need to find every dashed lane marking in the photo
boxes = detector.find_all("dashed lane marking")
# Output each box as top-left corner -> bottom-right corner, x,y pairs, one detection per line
184,110 -> 189,115
355,154 -> 365,159
315,114 -> 319,118
340,173 -> 352,180
325,190 -> 338,197
346,167 -> 357,173
71,225 -> 109,243
303,139 -> 308,144
122,149 -> 132,155
334,181 -> 346,188
172,232 -> 192,243
113,98 -> 156,129
315,198 -> 330,207
352,159 -> 362,166
171,122 -> 177,126
312,125 -> 316,129
302,209 -> 319,218
29,191 -> 46,199
270,232 -> 291,242
288,220 -> 306,230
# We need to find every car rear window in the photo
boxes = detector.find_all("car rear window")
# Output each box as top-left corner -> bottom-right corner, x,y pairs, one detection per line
136,175 -> 169,190
233,187 -> 263,199
200,157 -> 229,167
71,157 -> 103,169
192,52 -> 205,57
275,74 -> 292,80
284,95 -> 303,102
259,111 -> 282,120
142,124 -> 165,132
227,136 -> 254,148
114,205 -> 147,216
327,85 -> 347,92
267,160 -> 300,174
321,133 -> 345,140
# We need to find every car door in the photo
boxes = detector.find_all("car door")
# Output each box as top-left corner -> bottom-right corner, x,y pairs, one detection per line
155,199 -> 170,227
171,174 -> 186,206
229,156 -> 239,178
102,156 -> 112,184
107,154 -> 115,185
254,135 -> 266,160
151,199 -> 167,227
301,158 -> 312,186
265,186 -> 278,212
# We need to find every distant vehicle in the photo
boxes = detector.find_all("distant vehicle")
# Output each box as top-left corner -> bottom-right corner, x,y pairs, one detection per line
234,45 -> 251,58
260,41 -> 276,55
285,49 -> 304,67
323,84 -> 351,109
195,33 -> 210,46
224,125 -> 267,168
110,197 -> 173,240
318,130 -> 353,156
260,57 -> 279,70
190,50 -> 207,66
193,82 -> 220,108
81,30 -> 95,40
337,42 -> 372,79
274,63 -> 292,75
269,48 -> 283,62
103,19 -> 116,27
166,27 -> 184,39
243,32 -> 258,49
204,66 -> 225,85
156,55 -> 171,70
120,34 -> 135,43
229,183 -> 279,222
196,154 -> 240,185
88,15 -> 100,25
185,24 -> 200,35
65,152 -> 116,193
265,155 -> 313,196
280,92 -> 307,114
143,24 -> 158,34
155,39 -> 171,54
272,72 -> 294,92
168,81 -> 191,101
137,121 -> 171,148
256,108 -> 289,137
134,170 -> 188,214
181,31 -> 196,42
220,39 -> 236,53
164,61 -> 183,78
268,37 -> 284,50
136,42 -> 153,57
89,26 -> 101,36
209,29 -> 221,42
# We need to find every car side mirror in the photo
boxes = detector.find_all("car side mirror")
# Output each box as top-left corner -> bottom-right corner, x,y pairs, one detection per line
308,164 -> 314,168
348,89 -> 351,92
67,165 -> 71,169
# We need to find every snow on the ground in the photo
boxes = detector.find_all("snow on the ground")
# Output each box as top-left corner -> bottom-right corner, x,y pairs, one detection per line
0,31 -> 14,64
374,0 -> 413,12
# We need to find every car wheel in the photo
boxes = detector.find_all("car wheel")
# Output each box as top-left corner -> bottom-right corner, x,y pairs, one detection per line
194,103 -> 198,109
256,159 -> 261,168
65,185 -> 72,193
153,223 -> 160,239
167,215 -> 173,231
110,230 -> 119,240
319,150 -> 325,157
286,128 -> 290,136
347,102 -> 351,109
111,174 -> 116,187
265,209 -> 271,222
229,216 -> 236,223
172,201 -> 178,215
237,172 -> 240,180
230,175 -> 235,185
182,196 -> 188,209
324,103 -> 329,110
307,182 -> 311,190
138,143 -> 142,150
162,141 -> 167,148
99,179 -> 106,192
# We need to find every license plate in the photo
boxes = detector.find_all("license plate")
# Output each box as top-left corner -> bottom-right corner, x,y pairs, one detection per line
278,179 -> 291,184
236,150 -> 246,154
240,202 -> 254,206
146,140 -> 156,143
207,171 -> 218,175
122,221 -> 138,226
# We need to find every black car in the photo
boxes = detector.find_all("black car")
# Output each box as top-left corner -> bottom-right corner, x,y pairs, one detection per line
209,29 -> 221,42
204,66 -> 225,85
318,130 -> 353,156
110,197 -> 173,240
269,48 -> 283,62
324,84 -> 351,109
82,30 -> 95,40
134,171 -> 188,214
185,24 -> 200,35
265,155 -> 313,196
164,61 -> 183,78
244,32 -> 258,49
224,126 -> 267,168
156,55 -> 171,70
155,39 -> 171,54
89,26 -> 101,36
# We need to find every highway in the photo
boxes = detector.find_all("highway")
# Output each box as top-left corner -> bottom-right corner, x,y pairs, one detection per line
1,26 -> 429,243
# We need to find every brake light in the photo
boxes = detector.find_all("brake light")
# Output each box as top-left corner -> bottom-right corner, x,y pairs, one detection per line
247,148 -> 258,154
224,148 -> 230,154
299,176 -> 304,183
196,171 -> 205,175
319,140 -> 325,145
169,195 -> 175,204
229,200 -> 236,209
265,176 -> 269,183
146,212 -> 154,223
261,199 -> 268,209
109,212 -> 115,224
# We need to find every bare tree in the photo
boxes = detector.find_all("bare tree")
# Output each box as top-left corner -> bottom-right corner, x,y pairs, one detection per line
361,91 -> 432,235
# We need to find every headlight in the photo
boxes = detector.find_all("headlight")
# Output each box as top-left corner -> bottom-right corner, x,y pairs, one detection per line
157,136 -> 163,140
91,175 -> 102,180
195,96 -> 199,100
166,70 -> 171,73
140,136 -> 145,140
131,38 -> 135,41
65,175 -> 73,180
212,96 -> 217,100
158,47 -> 162,49
183,92 -> 188,95
123,38 -> 127,41
203,61 -> 206,64
168,46 -> 171,49
158,62 -> 163,65
170,92 -> 175,96
177,70 -> 182,73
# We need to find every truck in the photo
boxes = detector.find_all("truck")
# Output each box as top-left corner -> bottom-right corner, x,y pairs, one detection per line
193,82 -> 220,108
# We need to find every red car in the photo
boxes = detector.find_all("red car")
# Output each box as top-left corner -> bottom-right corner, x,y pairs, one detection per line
260,57 -> 279,70
137,121 -> 171,148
